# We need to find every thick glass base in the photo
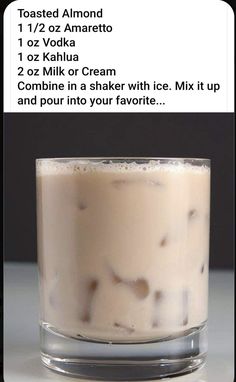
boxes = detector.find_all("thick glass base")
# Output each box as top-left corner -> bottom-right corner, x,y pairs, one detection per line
40,323 -> 207,380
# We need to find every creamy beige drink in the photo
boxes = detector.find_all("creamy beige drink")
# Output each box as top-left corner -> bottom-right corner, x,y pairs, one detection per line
36,158 -> 210,342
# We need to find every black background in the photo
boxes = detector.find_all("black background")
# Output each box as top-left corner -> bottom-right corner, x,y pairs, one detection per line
4,113 -> 234,269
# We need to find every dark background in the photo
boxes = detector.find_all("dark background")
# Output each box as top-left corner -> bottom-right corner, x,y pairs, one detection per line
4,113 -> 234,269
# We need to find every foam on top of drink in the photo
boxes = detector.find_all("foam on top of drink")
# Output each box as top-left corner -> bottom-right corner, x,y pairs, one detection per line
36,159 -> 210,176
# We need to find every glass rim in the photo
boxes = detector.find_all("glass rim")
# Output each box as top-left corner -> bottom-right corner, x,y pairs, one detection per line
36,157 -> 210,163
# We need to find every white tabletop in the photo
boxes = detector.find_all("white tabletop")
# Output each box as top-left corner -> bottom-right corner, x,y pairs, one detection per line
4,263 -> 234,382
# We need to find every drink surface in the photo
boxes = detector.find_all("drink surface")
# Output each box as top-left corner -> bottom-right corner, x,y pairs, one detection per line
36,159 -> 210,342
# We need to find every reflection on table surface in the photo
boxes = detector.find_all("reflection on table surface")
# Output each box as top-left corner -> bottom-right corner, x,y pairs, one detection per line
4,344 -> 208,382
6,350 -> 208,382
45,366 -> 208,382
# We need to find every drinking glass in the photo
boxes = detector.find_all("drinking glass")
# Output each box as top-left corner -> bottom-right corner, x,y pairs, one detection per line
36,157 -> 210,379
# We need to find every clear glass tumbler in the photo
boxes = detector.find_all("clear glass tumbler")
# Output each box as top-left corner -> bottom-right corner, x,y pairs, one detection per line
36,157 -> 210,379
